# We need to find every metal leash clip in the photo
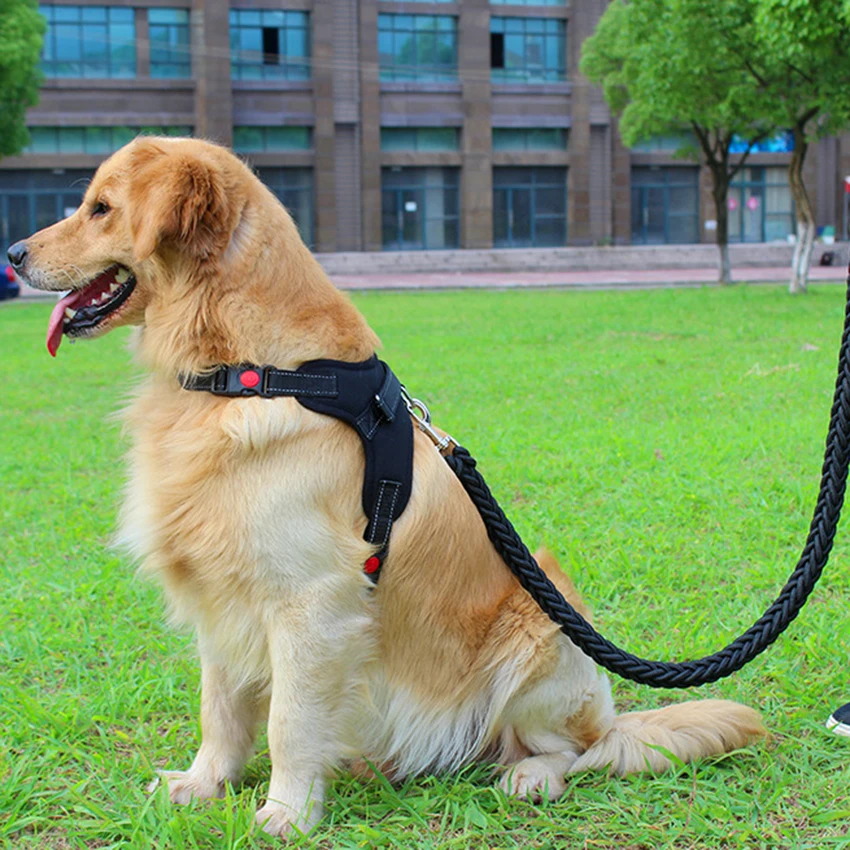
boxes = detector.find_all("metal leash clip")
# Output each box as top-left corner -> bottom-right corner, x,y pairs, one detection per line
401,387 -> 457,455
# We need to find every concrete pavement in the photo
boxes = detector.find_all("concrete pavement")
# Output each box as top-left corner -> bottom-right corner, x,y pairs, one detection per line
14,259 -> 848,298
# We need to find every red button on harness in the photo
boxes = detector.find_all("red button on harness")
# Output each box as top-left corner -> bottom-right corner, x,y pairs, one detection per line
364,556 -> 381,574
239,369 -> 261,389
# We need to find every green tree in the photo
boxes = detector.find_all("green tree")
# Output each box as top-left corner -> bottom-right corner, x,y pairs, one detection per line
750,0 -> 850,293
580,0 -> 773,284
0,0 -> 45,158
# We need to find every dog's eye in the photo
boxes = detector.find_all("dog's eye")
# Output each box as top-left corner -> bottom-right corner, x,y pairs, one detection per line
91,200 -> 110,218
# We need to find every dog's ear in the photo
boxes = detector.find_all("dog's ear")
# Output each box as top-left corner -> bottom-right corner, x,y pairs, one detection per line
129,143 -> 233,263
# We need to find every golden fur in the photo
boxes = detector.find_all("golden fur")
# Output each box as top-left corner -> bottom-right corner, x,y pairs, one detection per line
20,137 -> 766,837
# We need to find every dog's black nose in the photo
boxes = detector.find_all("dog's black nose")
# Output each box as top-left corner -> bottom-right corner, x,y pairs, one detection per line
7,241 -> 28,270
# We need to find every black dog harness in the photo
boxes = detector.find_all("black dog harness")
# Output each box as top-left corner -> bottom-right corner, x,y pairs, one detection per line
181,356 -> 413,583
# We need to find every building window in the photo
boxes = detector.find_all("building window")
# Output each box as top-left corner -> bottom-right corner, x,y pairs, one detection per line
493,166 -> 566,247
729,131 -> 795,154
149,9 -> 191,78
729,166 -> 794,243
631,166 -> 699,245
230,10 -> 310,80
380,127 -> 459,151
492,0 -> 565,5
492,128 -> 568,151
382,167 -> 459,250
378,14 -> 458,82
39,5 -> 136,78
490,17 -> 565,83
25,126 -> 192,155
233,126 -> 312,153
630,132 -> 697,153
0,170 -> 95,247
255,167 -> 313,246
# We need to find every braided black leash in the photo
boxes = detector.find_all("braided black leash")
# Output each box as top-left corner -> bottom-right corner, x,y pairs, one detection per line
441,274 -> 850,688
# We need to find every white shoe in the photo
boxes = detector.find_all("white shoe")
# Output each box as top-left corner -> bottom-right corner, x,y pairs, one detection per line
826,702 -> 850,737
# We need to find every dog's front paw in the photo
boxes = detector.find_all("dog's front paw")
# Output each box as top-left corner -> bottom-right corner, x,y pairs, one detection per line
255,799 -> 323,837
148,769 -> 226,804
500,753 -> 575,803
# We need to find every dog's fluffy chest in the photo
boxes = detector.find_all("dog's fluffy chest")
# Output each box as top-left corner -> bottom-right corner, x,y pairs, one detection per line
119,385 -> 369,630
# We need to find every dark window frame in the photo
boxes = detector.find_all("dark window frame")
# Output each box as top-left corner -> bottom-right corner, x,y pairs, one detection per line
381,166 -> 460,250
255,166 -> 314,247
492,166 -> 567,248
630,166 -> 700,246
728,165 -> 795,244
0,169 -> 95,247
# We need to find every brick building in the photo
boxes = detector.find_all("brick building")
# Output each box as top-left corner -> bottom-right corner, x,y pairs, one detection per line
2,0 -> 849,254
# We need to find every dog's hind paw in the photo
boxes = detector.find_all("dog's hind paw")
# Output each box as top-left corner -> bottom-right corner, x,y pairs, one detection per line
148,769 -> 226,804
499,752 -> 576,802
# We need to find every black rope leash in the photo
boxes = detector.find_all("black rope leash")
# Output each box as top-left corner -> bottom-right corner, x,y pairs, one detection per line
434,273 -> 850,688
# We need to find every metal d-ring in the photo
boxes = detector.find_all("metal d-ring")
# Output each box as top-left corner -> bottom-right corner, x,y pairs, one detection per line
401,388 -> 456,455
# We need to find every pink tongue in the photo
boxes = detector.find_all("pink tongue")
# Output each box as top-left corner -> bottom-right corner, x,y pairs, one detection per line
46,290 -> 87,357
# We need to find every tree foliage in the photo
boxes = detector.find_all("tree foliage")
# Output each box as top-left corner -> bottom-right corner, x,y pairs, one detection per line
580,0 -> 773,283
582,0 -> 768,152
0,0 -> 45,158
749,0 -> 850,292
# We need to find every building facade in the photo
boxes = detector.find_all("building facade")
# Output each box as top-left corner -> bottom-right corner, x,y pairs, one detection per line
2,0 -> 850,254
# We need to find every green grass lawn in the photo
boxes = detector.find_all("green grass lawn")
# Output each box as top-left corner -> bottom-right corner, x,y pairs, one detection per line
2,283 -> 850,849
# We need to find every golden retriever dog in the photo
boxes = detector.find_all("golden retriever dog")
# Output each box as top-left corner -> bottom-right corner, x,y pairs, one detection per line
12,137 -> 765,837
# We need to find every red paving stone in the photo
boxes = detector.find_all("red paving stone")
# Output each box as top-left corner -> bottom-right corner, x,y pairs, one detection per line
329,264 -> 848,291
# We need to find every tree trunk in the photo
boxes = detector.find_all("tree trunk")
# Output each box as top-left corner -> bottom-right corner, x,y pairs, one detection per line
788,125 -> 814,294
718,240 -> 732,285
713,173 -> 732,285
792,219 -> 816,294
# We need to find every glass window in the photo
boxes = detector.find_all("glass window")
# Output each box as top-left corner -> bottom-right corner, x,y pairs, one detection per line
149,8 -> 191,78
40,5 -> 137,78
630,166 -> 699,245
84,127 -> 112,154
58,127 -> 85,152
380,127 -> 459,151
0,170 -> 95,247
112,126 -> 137,148
492,127 -> 567,151
232,126 -> 312,152
381,167 -> 459,250
630,132 -> 698,153
27,127 -> 59,154
378,14 -> 457,82
494,0 -> 561,7
23,126 -> 192,154
254,167 -> 314,246
728,166 -> 794,243
490,17 -> 565,83
230,9 -> 310,80
493,166 -> 566,247
729,131 -> 795,154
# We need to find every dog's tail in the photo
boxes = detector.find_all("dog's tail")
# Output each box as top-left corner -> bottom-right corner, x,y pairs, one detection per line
570,699 -> 765,775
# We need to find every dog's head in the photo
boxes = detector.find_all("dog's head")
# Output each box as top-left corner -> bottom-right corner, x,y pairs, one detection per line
9,136 -> 249,356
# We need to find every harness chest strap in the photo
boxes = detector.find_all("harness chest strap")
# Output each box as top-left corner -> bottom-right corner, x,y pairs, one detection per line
180,356 -> 414,583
